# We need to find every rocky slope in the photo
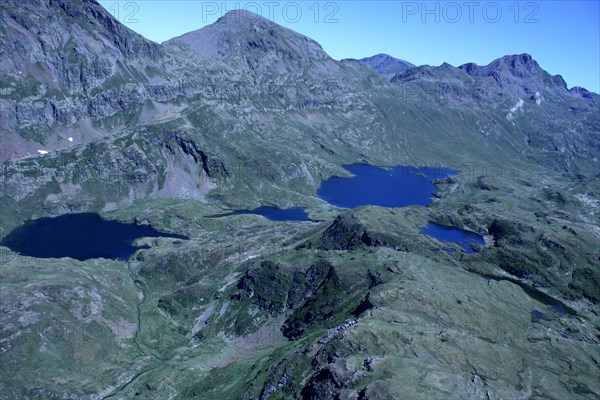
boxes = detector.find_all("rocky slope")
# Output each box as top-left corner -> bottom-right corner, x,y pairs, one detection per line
0,0 -> 169,159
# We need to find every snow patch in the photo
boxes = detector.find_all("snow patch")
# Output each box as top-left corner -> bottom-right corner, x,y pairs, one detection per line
68,137 -> 74,142
19,311 -> 39,327
37,150 -> 48,155
192,303 -> 217,333
575,194 -> 599,214
89,289 -> 103,316
506,99 -> 524,121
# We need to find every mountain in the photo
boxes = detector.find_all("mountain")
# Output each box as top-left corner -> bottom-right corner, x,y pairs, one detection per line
0,2 -> 599,399
357,53 -> 415,79
0,5 -> 383,161
0,0 -> 167,160
165,9 -> 333,69
390,54 -> 600,175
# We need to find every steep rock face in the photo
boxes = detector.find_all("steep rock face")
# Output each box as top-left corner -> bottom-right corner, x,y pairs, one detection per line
235,260 -> 292,315
0,5 -> 599,399
301,368 -> 341,399
3,2 -> 596,179
570,86 -> 600,101
0,0 -> 164,87
0,0 -> 169,159
231,259 -> 364,335
281,262 -> 349,340
320,214 -> 385,250
393,53 -> 571,100
1,3 -> 598,233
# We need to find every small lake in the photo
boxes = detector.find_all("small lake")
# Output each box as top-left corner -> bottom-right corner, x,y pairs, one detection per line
420,222 -> 485,253
317,164 -> 456,208
0,213 -> 187,261
474,271 -> 578,317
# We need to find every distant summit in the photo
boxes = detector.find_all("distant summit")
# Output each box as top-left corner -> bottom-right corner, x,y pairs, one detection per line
570,86 -> 599,100
457,53 -> 567,90
458,53 -> 576,91
355,54 -> 415,79
460,54 -> 541,78
391,53 -> 592,101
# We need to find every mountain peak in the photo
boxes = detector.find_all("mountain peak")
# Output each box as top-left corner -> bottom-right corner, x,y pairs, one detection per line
216,9 -> 270,24
459,62 -> 479,75
570,86 -> 599,99
454,53 -> 573,92
495,53 -> 539,71
459,53 -> 541,77
165,8 -> 331,64
367,53 -> 400,61
504,53 -> 535,63
477,53 -> 541,78
358,54 -> 414,78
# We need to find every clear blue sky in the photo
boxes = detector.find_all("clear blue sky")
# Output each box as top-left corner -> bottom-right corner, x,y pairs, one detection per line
98,1 -> 600,92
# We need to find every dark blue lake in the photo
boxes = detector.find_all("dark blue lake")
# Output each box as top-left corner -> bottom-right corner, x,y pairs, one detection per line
0,213 -> 187,261
223,164 -> 456,221
212,206 -> 313,222
317,164 -> 456,208
420,222 -> 485,253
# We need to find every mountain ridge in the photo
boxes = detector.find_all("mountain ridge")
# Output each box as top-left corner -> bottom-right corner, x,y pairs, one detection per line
1,3 -> 597,161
